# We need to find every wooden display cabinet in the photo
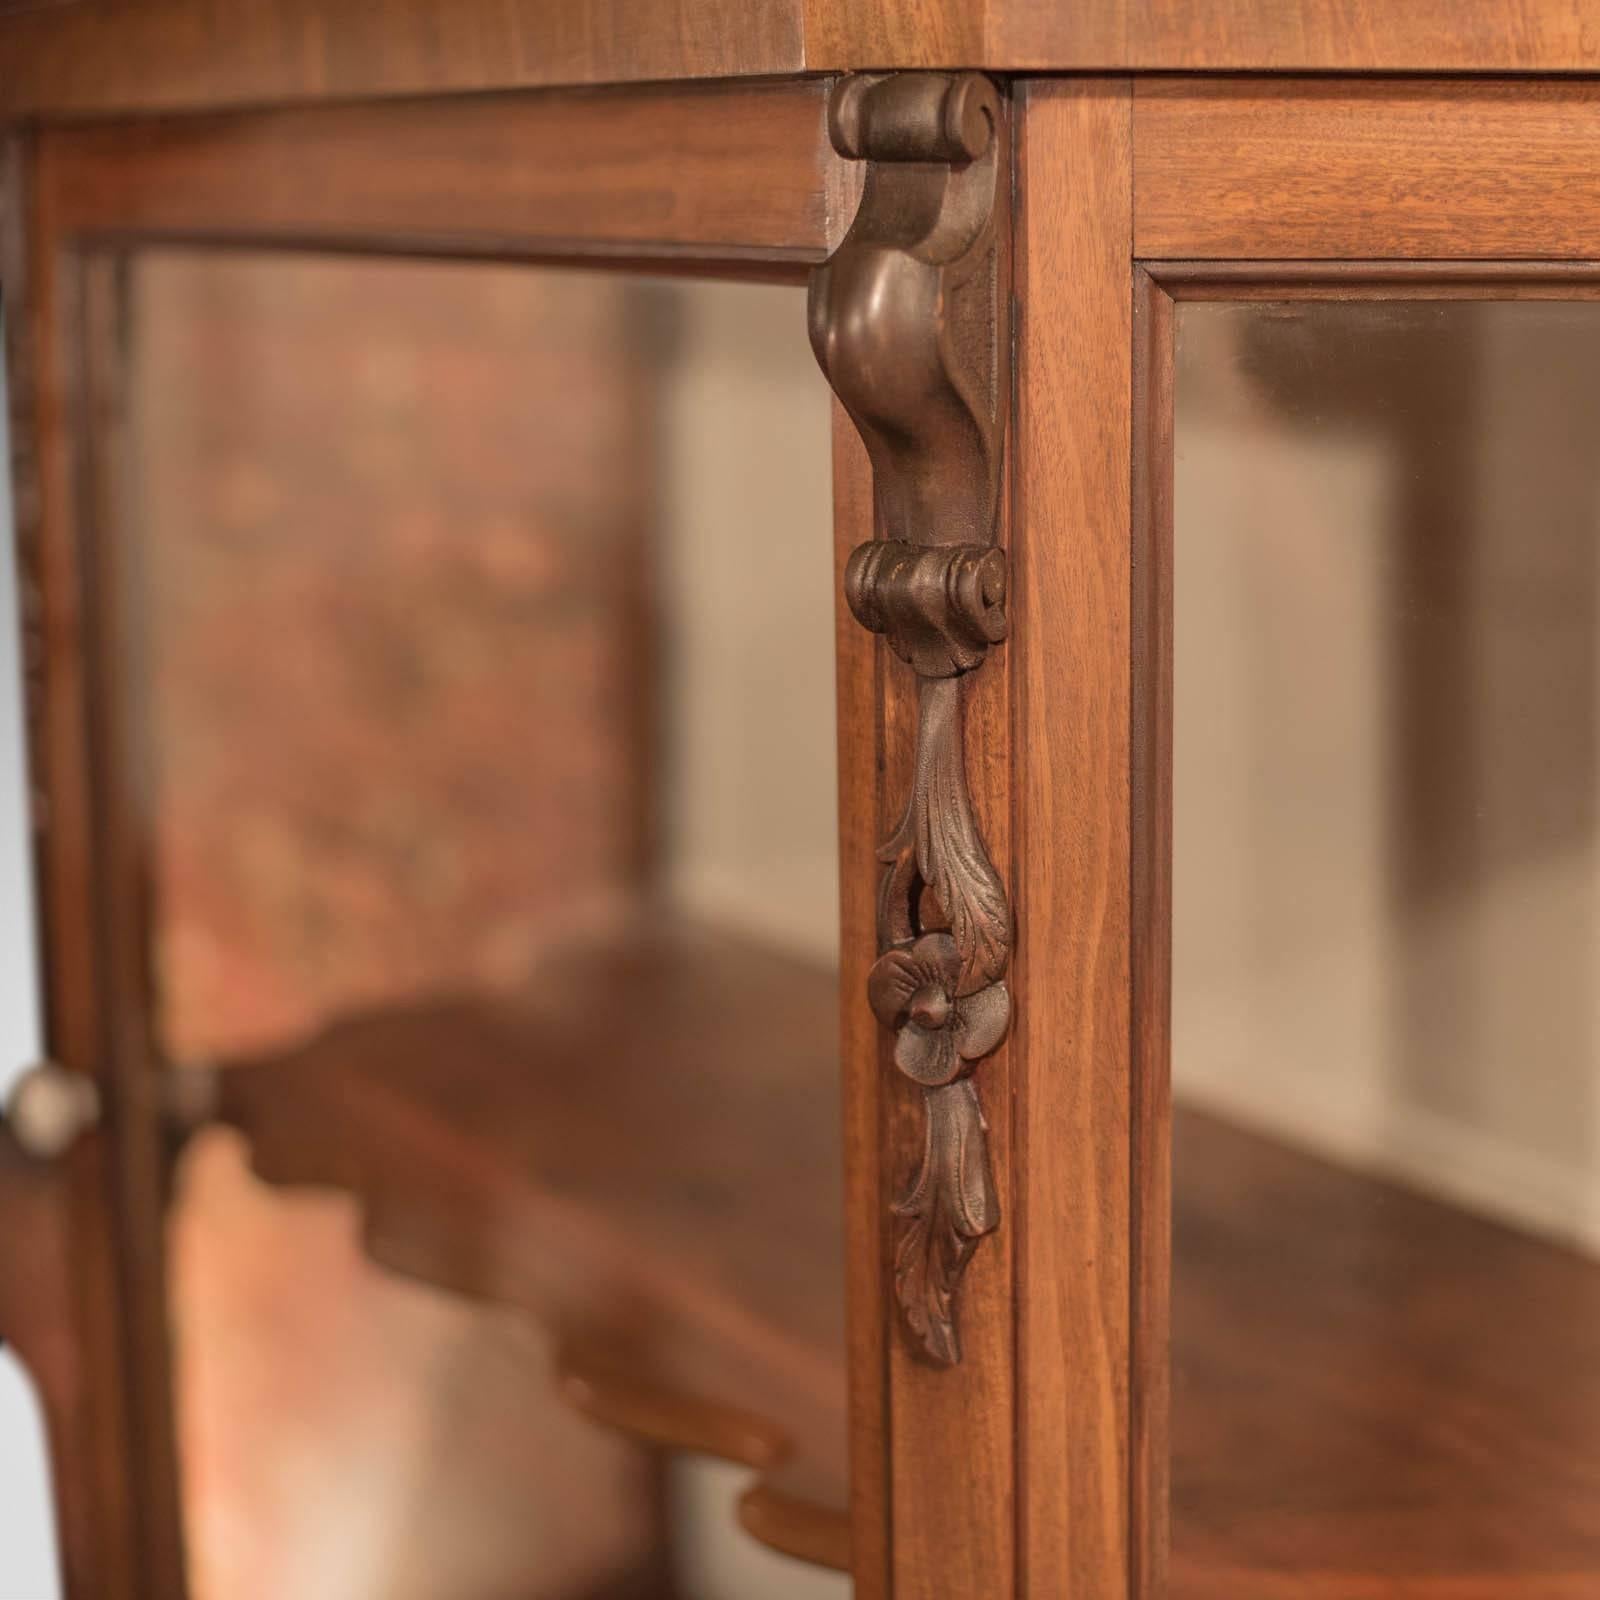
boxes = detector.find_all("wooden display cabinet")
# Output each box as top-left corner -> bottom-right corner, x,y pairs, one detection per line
3,7 -> 1600,1598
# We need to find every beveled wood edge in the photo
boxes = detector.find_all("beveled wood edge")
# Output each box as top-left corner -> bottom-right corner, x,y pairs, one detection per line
1133,78 -> 1600,263
2,131 -> 196,1600
1145,259 -> 1600,295
1129,262 -> 1173,1600
12,79 -> 867,1590
208,1114 -> 855,1574
32,77 -> 854,270
1123,251 -> 1600,1595
6,8 -> 1600,122
1010,77 -> 1134,1597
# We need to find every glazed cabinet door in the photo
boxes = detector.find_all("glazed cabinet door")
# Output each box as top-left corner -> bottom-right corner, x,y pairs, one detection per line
1121,75 -> 1600,1600
0,171 -> 188,1600
4,78 -> 860,1600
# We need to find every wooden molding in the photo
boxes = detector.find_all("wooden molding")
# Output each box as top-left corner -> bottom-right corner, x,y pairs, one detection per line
809,71 -> 1012,1367
35,78 -> 843,269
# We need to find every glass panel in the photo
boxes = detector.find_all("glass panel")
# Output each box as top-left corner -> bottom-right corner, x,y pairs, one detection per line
0,306 -> 44,1100
125,253 -> 845,1600
1174,300 -> 1600,1594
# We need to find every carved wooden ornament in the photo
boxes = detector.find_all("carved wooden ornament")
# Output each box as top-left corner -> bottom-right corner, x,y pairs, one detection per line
810,71 -> 1011,1366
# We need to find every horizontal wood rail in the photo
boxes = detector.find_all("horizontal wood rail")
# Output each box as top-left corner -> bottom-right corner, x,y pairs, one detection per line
36,79 -> 853,269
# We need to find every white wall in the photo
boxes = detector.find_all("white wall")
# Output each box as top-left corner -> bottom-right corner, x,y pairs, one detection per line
651,279 -> 847,1600
1174,301 -> 1600,1253
658,277 -> 840,965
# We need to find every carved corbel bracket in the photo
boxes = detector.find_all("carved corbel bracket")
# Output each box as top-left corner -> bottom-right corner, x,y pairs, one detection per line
810,72 -> 1011,1367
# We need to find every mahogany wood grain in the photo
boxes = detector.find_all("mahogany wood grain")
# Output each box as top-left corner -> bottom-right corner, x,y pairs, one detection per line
76,247 -> 192,1600
857,83 -> 1016,1600
211,942 -> 1600,1599
9,0 -> 1600,116
1171,1107 -> 1600,1599
802,0 -> 985,75
832,401 -> 892,1599
0,1147 -> 128,1600
1012,78 -> 1135,1600
1135,79 -> 1600,263
1128,0 -> 1600,71
7,136 -> 190,1600
0,0 -> 804,118
1130,265 -> 1174,1600
214,917 -> 850,1573
36,80 -> 844,267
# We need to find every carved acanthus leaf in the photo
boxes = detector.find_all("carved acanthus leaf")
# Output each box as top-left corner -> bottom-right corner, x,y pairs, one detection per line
810,71 -> 1012,1368
878,676 -> 1009,994
892,1079 -> 999,1367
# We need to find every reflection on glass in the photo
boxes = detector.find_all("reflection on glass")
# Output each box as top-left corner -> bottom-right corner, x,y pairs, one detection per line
130,254 -> 843,1600
1174,300 -> 1600,1592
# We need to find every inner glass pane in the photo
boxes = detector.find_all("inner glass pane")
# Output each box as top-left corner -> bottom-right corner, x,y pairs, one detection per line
128,251 -> 845,1600
1174,299 -> 1600,1594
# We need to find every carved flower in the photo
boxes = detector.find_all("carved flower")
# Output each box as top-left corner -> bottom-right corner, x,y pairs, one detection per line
867,932 -> 1010,1088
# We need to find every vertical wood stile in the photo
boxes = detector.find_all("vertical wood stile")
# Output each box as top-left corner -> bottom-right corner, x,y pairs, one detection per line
1012,78 -> 1137,1599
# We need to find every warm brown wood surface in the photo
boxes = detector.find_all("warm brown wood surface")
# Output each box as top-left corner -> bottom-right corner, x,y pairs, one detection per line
0,1146 -> 131,1600
1005,0 -> 1600,73
1172,1108 -> 1600,1599
0,0 -> 805,118
214,915 -> 850,1573
1012,77 -> 1136,1600
807,0 -> 1600,73
844,83 -> 1017,1600
831,402 -> 891,1599
211,937 -> 1600,1597
1130,263 -> 1174,1600
36,79 -> 843,266
11,133 -> 192,1600
1135,79 -> 1600,262
6,0 -> 1600,116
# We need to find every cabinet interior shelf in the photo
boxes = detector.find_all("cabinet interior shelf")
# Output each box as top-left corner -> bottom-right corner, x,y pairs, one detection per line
208,916 -> 1600,1590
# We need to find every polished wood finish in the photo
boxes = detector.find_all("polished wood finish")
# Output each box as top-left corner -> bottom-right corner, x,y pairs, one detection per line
38,79 -> 845,268
10,29 -> 1600,1600
1012,77 -> 1137,1600
209,954 -> 1600,1598
1130,264 -> 1175,1600
812,71 -> 1012,1369
866,87 -> 1016,1600
7,0 -> 1600,120
1172,1107 -> 1600,1599
6,138 -> 190,1600
1124,0 -> 1600,71
806,0 -> 1600,74
0,0 -> 806,118
832,399 -> 893,1600
7,80 -> 856,1599
213,917 -> 849,1573
1135,79 -> 1600,262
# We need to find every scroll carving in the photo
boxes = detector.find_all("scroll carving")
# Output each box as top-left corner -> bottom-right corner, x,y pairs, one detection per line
810,72 -> 1011,1366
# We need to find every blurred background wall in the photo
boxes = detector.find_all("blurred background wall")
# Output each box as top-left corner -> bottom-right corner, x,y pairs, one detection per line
128,255 -> 841,1600
16,246 -> 1600,1600
1174,300 -> 1600,1255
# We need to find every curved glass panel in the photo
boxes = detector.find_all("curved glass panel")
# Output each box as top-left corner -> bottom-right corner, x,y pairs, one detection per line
1174,299 -> 1600,1594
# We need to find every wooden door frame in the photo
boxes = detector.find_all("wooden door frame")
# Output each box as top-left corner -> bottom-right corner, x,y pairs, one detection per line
7,64 -> 1600,1600
3,76 -> 850,1600
1002,72 -> 1600,1600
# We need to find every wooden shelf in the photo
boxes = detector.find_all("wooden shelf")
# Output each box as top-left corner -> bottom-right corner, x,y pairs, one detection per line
1172,1108 -> 1600,1599
212,915 -> 849,1572
212,920 -> 1600,1588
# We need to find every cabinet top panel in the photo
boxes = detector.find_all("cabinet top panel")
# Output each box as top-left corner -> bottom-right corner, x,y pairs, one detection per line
1,0 -> 1597,120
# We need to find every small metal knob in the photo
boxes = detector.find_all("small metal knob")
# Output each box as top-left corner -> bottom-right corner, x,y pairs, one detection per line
5,1062 -> 100,1160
